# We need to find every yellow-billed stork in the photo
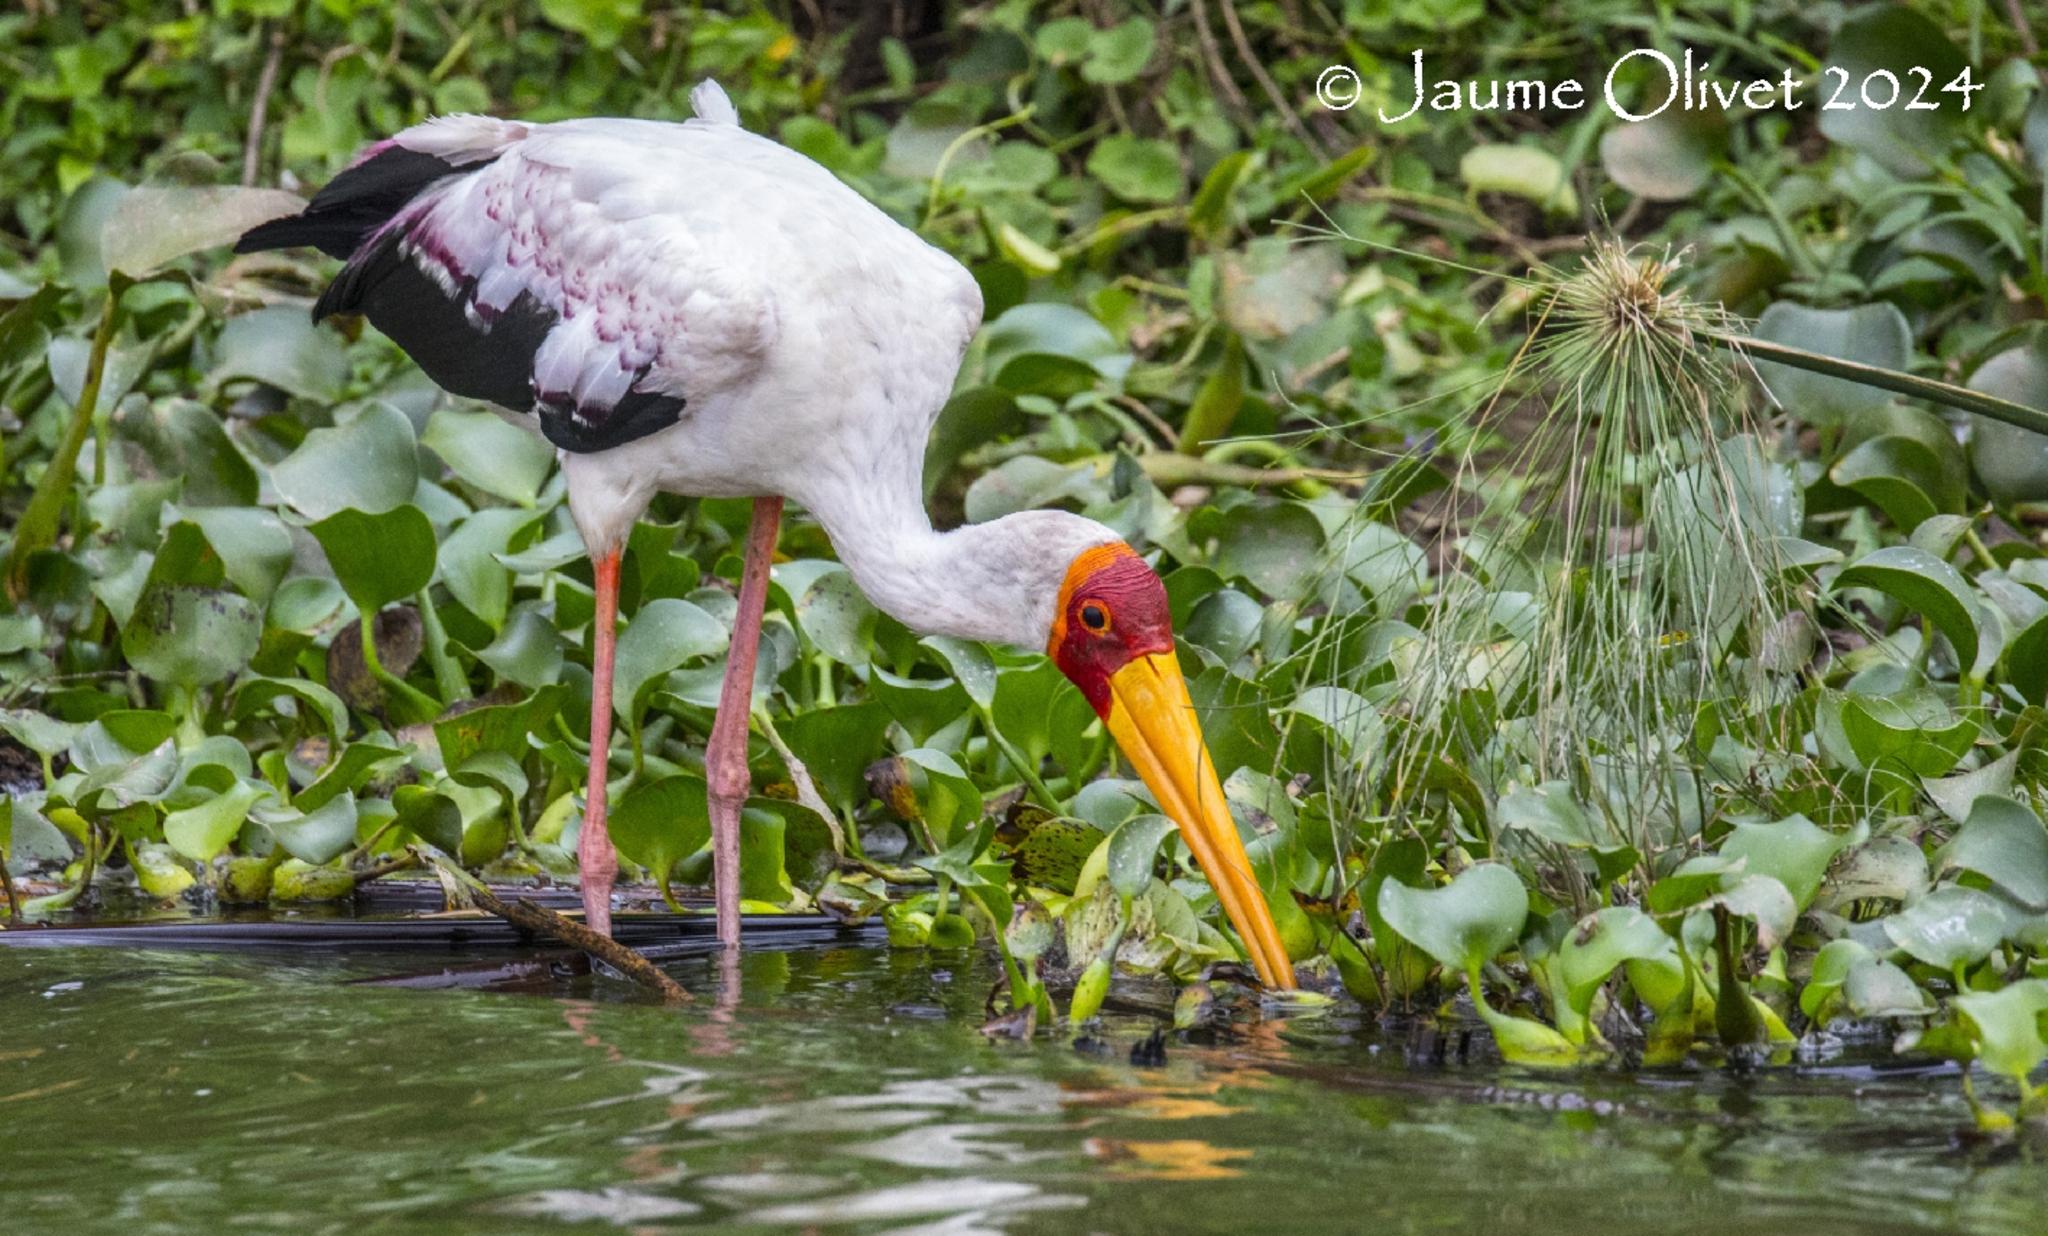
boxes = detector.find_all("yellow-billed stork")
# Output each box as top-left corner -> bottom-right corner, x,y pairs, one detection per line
238,81 -> 1295,989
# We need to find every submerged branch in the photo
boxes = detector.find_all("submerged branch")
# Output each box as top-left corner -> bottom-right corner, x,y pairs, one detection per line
468,883 -> 691,1003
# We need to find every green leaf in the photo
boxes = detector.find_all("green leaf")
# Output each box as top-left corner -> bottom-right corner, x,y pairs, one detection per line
440,509 -> 541,631
1082,18 -> 1155,84
1086,135 -> 1182,204
1213,502 -> 1325,600
1882,886 -> 2012,969
1952,980 -> 2048,1083
1833,546 -> 1980,674
1459,144 -> 1577,213
269,402 -> 419,519
1752,303 -> 1912,428
421,408 -> 555,506
0,708 -> 80,759
1286,686 -> 1381,764
163,780 -> 268,862
1966,338 -> 2048,503
1942,795 -> 2048,911
391,784 -> 463,854
310,505 -> 438,615
792,567 -> 876,668
1598,108 -> 1725,200
257,791 -> 360,864
230,675 -> 349,746
1831,434 -> 1962,530
1557,906 -> 1672,1021
122,584 -> 262,688
608,774 -> 712,884
1106,813 -> 1177,901
900,747 -> 985,847
1817,6 -> 1971,177
211,306 -> 348,402
100,185 -> 304,276
612,597 -> 727,724
1497,780 -> 1602,848
1718,813 -> 1850,912
920,635 -> 998,711
1376,862 -> 1528,973
476,605 -> 565,690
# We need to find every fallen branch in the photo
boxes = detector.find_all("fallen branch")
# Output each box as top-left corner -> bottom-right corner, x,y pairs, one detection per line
468,883 -> 691,1003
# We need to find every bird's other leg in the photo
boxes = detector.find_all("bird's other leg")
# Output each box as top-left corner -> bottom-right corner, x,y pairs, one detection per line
707,496 -> 782,950
579,548 -> 622,937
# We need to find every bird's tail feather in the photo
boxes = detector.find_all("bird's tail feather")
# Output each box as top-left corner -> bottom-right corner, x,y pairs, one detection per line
235,116 -> 524,263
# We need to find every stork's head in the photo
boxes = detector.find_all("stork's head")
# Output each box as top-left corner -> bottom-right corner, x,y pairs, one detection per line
1044,542 -> 1297,989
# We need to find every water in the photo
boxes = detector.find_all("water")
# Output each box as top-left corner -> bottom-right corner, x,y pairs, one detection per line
1,938 -> 2040,1234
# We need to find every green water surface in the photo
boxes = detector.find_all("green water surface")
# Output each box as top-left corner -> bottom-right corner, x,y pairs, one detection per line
1,940 -> 2041,1234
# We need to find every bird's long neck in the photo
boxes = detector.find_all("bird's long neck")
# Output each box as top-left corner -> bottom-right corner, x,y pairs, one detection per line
792,449 -> 1096,650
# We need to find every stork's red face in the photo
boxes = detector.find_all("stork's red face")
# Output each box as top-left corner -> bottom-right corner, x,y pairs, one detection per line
1049,545 -> 1296,989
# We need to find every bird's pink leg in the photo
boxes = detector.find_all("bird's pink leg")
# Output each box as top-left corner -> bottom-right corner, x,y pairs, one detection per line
580,548 -> 622,937
707,496 -> 782,950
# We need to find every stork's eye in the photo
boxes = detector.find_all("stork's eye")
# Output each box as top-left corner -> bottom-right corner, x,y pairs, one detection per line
1079,602 -> 1111,634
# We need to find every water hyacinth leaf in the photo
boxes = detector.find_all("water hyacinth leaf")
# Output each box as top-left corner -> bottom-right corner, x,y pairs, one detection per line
1951,980 -> 2048,1084
1710,874 -> 1798,952
1923,751 -> 2017,824
421,408 -> 555,506
439,508 -> 540,631
1838,691 -> 1975,778
230,675 -> 349,746
211,305 -> 349,402
900,747 -> 984,846
1830,435 -> 1962,531
177,506 -> 292,605
1106,813 -> 1177,901
608,774 -> 712,883
1497,781 -> 1601,848
611,597 -> 727,724
163,780 -> 269,862
794,568 -> 876,668
1646,853 -> 1741,914
123,584 -> 262,688
269,401 -> 419,519
1882,885 -> 2012,969
1718,814 -> 1850,912
1965,337 -> 2048,503
1844,956 -> 1933,1018
1012,816 -> 1106,894
921,635 -> 998,710
1598,108 -> 1725,200
121,398 -> 260,507
1286,686 -> 1380,763
260,791 -> 360,864
1752,302 -> 1912,427
391,784 -> 464,854
981,303 -> 1131,394
127,839 -> 196,899
1833,547 -> 1980,676
1800,938 -> 1871,1023
434,684 -> 566,768
1941,795 -> 2048,911
1087,134 -> 1182,204
310,505 -> 438,615
1214,502 -> 1324,600
269,575 -> 346,634
476,605 -> 565,690
0,708 -> 80,759
1817,6 -> 1971,178
1376,862 -> 1528,973
100,185 -> 302,276
295,740 -> 403,812
495,525 -> 587,575
1459,143 -> 1577,214
963,455 -> 1100,523
1557,906 -> 1670,1016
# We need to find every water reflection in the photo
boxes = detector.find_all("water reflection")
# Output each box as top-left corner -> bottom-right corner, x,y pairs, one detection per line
0,942 -> 2040,1235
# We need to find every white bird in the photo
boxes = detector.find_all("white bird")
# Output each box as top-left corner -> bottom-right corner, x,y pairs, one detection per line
238,80 -> 1295,989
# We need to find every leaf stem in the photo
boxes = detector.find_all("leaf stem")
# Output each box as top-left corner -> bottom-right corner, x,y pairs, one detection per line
5,283 -> 122,601
1708,330 -> 2048,433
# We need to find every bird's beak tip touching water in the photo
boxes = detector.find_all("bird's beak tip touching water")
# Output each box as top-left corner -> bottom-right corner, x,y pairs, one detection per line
1102,652 -> 1298,990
